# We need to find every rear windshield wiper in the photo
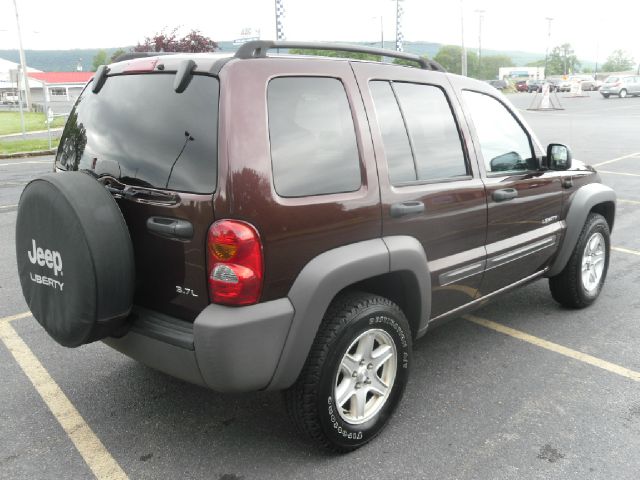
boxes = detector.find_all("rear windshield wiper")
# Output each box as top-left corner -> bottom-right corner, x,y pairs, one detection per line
100,176 -> 180,205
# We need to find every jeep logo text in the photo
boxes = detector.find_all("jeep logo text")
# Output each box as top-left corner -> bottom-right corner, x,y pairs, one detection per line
27,239 -> 63,277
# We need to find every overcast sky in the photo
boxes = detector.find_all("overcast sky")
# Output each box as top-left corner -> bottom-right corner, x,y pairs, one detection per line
1,0 -> 639,64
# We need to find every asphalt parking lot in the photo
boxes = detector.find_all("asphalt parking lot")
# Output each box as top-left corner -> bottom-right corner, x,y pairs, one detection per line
1,90 -> 639,480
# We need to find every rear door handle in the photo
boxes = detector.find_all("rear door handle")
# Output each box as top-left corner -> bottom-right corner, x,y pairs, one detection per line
146,216 -> 193,239
492,188 -> 518,202
390,201 -> 425,218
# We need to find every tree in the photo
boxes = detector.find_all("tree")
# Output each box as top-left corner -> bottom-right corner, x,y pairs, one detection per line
433,45 -> 512,79
110,48 -> 126,63
393,56 -> 427,67
602,50 -> 635,72
479,55 -> 514,80
545,44 -> 581,76
289,48 -> 381,61
133,27 -> 218,53
91,50 -> 107,71
434,45 -> 466,75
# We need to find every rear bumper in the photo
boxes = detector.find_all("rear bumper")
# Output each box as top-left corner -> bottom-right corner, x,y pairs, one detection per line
103,299 -> 294,392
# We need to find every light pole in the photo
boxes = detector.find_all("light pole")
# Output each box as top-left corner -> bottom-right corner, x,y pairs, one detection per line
12,0 -> 32,111
394,0 -> 405,52
460,0 -> 467,76
475,9 -> 485,78
543,17 -> 553,78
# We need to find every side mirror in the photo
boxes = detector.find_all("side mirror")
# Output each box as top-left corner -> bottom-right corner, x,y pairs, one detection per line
546,143 -> 572,170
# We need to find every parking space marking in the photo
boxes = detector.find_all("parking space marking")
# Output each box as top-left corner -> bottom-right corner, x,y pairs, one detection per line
598,170 -> 640,177
618,199 -> 640,205
592,152 -> 640,168
612,246 -> 640,256
0,160 -> 51,167
0,320 -> 128,479
0,204 -> 18,211
464,314 -> 640,382
0,311 -> 31,323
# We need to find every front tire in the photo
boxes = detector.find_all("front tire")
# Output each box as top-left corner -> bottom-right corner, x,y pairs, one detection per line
285,292 -> 412,452
549,213 -> 610,308
602,93 -> 610,98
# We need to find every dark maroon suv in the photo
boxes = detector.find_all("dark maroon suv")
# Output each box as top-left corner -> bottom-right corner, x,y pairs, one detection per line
16,41 -> 616,452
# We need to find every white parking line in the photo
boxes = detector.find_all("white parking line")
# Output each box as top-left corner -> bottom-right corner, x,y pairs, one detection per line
0,313 -> 128,479
618,199 -> 640,205
464,314 -> 640,382
0,204 -> 18,210
612,246 -> 640,256
0,160 -> 51,167
0,311 -> 31,323
592,152 -> 640,167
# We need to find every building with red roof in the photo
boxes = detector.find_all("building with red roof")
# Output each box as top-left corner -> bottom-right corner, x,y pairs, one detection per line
28,72 -> 94,85
25,71 -> 94,111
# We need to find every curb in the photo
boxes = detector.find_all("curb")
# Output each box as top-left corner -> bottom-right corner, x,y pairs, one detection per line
0,149 -> 56,159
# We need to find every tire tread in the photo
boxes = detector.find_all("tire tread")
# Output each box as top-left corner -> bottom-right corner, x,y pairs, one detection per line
284,291 -> 406,452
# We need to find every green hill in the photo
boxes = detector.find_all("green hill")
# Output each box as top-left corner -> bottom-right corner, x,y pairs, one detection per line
0,41 -> 593,72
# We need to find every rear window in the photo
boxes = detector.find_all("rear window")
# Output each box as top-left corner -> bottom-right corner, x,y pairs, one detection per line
56,74 -> 219,194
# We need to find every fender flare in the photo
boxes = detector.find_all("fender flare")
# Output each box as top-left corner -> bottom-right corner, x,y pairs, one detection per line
547,183 -> 616,277
266,236 -> 430,390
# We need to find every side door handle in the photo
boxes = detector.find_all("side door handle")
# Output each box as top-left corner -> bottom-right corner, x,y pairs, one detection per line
390,201 -> 425,218
146,216 -> 194,239
492,188 -> 518,202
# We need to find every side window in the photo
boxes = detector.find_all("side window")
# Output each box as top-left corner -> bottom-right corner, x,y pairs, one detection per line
370,80 -> 468,184
462,90 -> 535,174
369,81 -> 415,184
267,77 -> 361,197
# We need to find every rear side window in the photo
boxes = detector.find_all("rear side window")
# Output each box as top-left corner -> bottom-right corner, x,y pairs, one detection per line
370,81 -> 468,184
267,77 -> 361,197
56,74 -> 219,194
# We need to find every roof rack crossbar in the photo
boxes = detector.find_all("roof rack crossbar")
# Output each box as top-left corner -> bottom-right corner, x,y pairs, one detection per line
234,40 -> 446,72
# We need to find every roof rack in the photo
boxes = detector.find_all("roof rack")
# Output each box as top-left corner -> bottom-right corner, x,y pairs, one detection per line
234,40 -> 446,72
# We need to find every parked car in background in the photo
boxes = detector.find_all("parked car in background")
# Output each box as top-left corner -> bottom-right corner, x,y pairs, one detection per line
558,75 -> 597,93
572,75 -> 597,91
527,80 -> 545,93
546,79 -> 560,92
486,79 -> 508,90
600,75 -> 640,98
515,80 -> 528,92
1,92 -> 20,105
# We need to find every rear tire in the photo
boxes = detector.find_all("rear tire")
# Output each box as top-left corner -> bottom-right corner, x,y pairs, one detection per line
284,292 -> 412,452
549,213 -> 610,308
619,89 -> 627,98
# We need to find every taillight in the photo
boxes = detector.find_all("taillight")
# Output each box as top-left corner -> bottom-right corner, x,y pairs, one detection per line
206,220 -> 263,306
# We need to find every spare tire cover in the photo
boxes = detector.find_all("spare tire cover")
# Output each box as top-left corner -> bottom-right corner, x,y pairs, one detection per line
16,171 -> 135,347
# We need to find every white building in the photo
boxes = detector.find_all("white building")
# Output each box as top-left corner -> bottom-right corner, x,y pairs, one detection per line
498,66 -> 545,81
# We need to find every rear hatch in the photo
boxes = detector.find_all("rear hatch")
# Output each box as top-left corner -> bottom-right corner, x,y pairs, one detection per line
55,67 -> 219,321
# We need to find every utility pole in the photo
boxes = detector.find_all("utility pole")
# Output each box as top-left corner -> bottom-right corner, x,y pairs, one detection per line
12,0 -> 31,111
475,9 -> 485,78
543,17 -> 553,78
460,0 -> 467,76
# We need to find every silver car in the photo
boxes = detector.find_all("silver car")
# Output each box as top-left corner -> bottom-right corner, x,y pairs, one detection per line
600,75 -> 640,98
